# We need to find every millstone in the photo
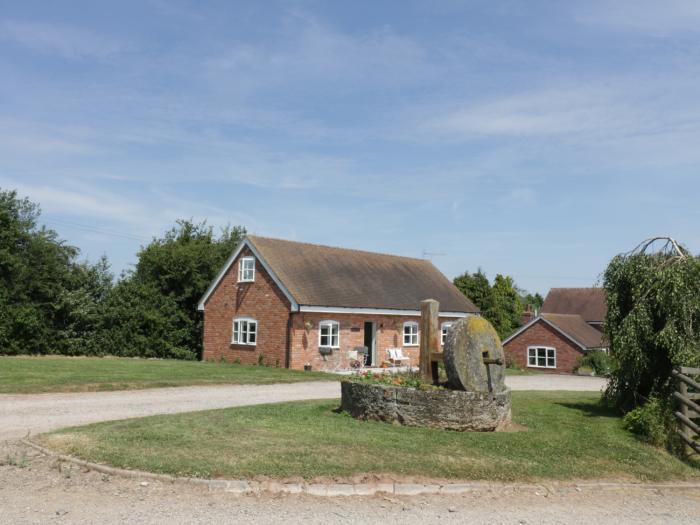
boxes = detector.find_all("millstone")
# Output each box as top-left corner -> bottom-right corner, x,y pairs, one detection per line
443,316 -> 507,393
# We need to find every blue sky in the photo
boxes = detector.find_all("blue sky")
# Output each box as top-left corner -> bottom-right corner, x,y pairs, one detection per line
2,1 -> 699,294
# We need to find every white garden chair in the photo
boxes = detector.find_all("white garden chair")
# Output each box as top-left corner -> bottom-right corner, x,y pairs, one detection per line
386,347 -> 411,367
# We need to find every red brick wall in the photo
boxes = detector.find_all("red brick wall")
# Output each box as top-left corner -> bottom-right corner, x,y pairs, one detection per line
288,313 -> 462,371
503,319 -> 584,374
202,247 -> 291,366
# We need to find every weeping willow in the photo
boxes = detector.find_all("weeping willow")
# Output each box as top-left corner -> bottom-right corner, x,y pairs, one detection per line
604,237 -> 700,412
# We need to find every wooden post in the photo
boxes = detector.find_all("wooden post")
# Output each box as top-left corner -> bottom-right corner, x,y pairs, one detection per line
420,299 -> 439,383
679,368 -> 692,457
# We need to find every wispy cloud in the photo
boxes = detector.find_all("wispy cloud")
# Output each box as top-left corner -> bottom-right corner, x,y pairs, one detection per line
1,179 -> 145,225
206,15 -> 435,93
0,118 -> 98,155
409,76 -> 700,149
0,19 -> 127,59
414,86 -> 636,140
574,0 -> 700,36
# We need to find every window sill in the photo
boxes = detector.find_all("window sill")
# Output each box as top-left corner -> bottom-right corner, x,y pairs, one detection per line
527,365 -> 556,370
230,343 -> 257,349
402,344 -> 419,347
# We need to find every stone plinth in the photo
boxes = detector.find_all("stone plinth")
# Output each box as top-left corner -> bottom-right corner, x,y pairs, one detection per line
340,381 -> 511,432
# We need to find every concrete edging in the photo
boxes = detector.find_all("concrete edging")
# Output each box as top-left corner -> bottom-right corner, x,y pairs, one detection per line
21,439 -> 700,497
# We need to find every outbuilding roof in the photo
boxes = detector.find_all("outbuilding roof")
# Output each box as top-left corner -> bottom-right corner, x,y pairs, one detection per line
541,288 -> 607,323
198,236 -> 479,314
541,313 -> 606,349
502,313 -> 606,350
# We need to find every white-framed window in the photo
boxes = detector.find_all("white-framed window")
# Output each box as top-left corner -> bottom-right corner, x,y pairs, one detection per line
319,320 -> 340,348
238,256 -> 255,282
403,321 -> 419,346
232,318 -> 257,345
441,322 -> 454,346
527,346 -> 556,369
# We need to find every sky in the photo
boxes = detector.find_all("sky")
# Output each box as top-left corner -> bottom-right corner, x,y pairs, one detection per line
2,0 -> 700,294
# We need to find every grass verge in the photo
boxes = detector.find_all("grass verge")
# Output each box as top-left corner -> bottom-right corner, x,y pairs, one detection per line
0,356 -> 332,394
37,391 -> 699,482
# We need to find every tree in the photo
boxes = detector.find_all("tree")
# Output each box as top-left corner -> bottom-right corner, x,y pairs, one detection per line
127,220 -> 246,359
0,189 -> 247,359
604,238 -> 700,412
520,291 -> 544,311
0,189 -> 81,354
99,278 -> 193,359
453,269 -> 528,339
490,274 -> 524,338
453,269 -> 493,313
54,256 -> 113,355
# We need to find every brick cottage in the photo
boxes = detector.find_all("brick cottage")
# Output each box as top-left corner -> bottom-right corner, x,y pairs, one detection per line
502,288 -> 608,374
197,236 -> 479,370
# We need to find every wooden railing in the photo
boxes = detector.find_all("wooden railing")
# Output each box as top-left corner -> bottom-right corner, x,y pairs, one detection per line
672,366 -> 700,456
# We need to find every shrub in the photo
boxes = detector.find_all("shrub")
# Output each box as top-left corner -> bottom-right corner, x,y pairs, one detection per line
622,397 -> 674,448
575,350 -> 615,376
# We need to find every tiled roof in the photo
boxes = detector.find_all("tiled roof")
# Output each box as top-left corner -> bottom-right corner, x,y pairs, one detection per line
541,313 -> 606,349
247,236 -> 479,313
541,288 -> 607,323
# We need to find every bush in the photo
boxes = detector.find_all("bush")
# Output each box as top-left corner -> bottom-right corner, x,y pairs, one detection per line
575,351 -> 615,376
622,397 -> 674,447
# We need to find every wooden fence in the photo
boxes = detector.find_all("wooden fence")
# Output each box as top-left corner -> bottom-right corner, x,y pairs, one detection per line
672,366 -> 700,456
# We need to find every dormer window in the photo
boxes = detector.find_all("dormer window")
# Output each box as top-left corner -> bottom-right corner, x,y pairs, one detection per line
238,257 -> 255,282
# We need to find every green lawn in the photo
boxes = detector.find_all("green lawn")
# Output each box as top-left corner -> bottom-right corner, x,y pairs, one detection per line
38,391 -> 699,482
0,357 -> 332,394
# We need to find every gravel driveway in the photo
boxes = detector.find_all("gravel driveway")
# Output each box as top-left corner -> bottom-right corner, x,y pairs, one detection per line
1,440 -> 698,525
0,375 -> 606,441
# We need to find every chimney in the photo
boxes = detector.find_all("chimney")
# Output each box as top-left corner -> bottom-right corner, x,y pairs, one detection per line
521,304 -> 536,326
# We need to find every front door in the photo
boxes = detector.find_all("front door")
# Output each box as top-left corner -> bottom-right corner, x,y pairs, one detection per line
363,321 -> 375,366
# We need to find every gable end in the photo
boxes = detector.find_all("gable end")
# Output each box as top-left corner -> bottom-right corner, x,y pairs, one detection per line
197,238 -> 299,312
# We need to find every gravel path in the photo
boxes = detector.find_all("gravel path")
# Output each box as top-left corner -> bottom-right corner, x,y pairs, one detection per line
505,374 -> 606,391
0,381 -> 339,440
0,375 -> 606,440
1,441 -> 698,525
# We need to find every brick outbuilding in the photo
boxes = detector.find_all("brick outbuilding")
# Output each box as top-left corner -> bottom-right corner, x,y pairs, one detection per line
502,288 -> 608,374
198,236 -> 479,371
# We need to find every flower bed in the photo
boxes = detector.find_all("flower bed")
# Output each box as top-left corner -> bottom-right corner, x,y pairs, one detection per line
347,370 -> 443,390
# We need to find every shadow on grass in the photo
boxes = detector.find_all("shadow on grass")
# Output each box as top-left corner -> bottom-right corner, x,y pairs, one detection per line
555,401 -> 619,419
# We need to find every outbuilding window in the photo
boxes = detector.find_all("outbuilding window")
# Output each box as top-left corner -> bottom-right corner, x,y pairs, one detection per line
528,346 -> 556,369
319,320 -> 339,348
441,322 -> 454,346
403,321 -> 419,346
238,257 -> 255,282
232,318 -> 257,345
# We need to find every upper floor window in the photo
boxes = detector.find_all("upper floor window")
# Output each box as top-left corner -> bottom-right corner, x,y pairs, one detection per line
403,321 -> 419,346
441,322 -> 454,346
238,256 -> 255,282
232,318 -> 257,345
528,346 -> 556,369
319,320 -> 339,348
